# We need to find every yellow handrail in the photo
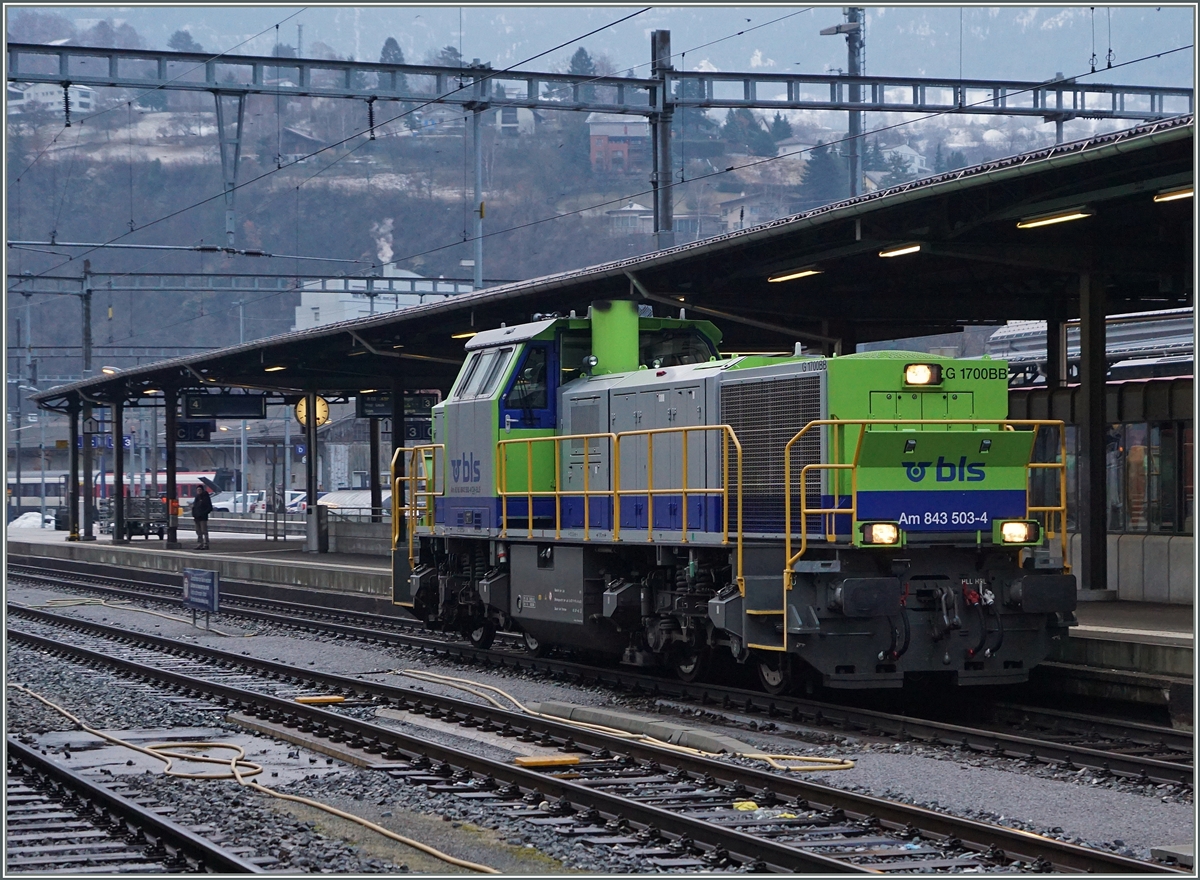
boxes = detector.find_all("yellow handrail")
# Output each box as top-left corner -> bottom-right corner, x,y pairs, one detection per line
495,425 -> 744,594
496,433 -> 619,541
783,419 -> 1069,591
390,444 -> 445,568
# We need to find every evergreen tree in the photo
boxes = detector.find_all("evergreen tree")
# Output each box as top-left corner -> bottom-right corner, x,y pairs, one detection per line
167,29 -> 203,53
769,111 -> 793,142
135,90 -> 168,111
946,149 -> 968,170
797,141 -> 849,208
721,108 -> 776,157
271,43 -> 297,58
879,151 -> 914,187
862,139 -> 887,171
933,142 -> 946,173
435,45 -> 463,68
568,47 -> 596,102
380,37 -> 404,65
379,38 -> 408,96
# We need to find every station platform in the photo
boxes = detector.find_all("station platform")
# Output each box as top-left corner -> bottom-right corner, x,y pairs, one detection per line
6,525 -> 1193,722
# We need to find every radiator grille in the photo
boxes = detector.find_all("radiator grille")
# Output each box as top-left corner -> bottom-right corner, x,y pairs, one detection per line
720,374 -> 823,533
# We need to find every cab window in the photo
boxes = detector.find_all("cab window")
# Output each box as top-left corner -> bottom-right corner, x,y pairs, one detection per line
505,347 -> 547,409
640,330 -> 716,368
451,352 -> 482,399
477,347 -> 514,397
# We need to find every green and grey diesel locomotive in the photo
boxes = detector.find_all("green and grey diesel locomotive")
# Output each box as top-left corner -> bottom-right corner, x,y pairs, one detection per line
391,300 -> 1076,693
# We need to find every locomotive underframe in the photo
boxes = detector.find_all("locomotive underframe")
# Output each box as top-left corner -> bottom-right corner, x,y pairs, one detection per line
401,533 -> 1076,690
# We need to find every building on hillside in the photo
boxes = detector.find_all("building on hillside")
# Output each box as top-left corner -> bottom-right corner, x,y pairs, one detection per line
492,88 -> 539,136
604,202 -> 721,243
717,191 -> 788,231
881,143 -> 929,175
7,83 -> 94,115
278,126 -> 324,163
291,267 -> 475,331
587,113 -> 650,175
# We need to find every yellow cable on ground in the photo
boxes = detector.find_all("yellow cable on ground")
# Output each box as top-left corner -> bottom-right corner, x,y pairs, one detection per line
14,598 -> 251,639
9,684 -> 499,874
396,669 -> 853,774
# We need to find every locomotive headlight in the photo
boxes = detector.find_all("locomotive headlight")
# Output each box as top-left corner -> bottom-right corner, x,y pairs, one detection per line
904,363 -> 942,386
582,355 -> 599,369
998,520 -> 1041,544
860,522 -> 901,545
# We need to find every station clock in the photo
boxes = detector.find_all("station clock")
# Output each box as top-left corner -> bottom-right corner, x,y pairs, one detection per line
294,395 -> 330,428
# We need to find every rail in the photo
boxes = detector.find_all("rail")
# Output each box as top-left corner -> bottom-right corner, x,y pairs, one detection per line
784,419 -> 1069,584
496,426 -> 744,591
390,444 -> 445,567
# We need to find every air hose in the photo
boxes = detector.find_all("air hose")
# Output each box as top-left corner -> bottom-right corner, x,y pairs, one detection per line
9,684 -> 499,874
398,669 -> 853,773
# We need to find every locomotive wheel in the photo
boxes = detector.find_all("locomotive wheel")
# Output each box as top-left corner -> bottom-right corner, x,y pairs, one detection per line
755,652 -> 794,696
522,632 -> 549,658
467,621 -> 496,650
669,645 -> 710,683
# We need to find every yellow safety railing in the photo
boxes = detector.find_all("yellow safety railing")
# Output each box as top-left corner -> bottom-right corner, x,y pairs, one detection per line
495,433 -> 618,541
390,444 -> 445,568
784,419 -> 1069,584
495,426 -> 744,593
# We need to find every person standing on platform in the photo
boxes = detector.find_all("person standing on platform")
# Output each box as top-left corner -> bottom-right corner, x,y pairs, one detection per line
192,486 -> 213,550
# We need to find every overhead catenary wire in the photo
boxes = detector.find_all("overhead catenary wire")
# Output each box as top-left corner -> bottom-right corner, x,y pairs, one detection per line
9,684 -> 500,874
10,39 -> 1191,335
11,8 -> 309,182
34,40 -> 1192,345
16,7 -> 653,283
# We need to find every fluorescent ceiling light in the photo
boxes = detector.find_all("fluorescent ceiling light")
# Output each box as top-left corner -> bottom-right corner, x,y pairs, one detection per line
879,243 -> 921,258
451,331 -> 477,339
359,389 -> 378,394
100,366 -> 118,375
1015,207 -> 1094,229
1154,186 -> 1193,203
768,266 -> 823,282
264,365 -> 287,372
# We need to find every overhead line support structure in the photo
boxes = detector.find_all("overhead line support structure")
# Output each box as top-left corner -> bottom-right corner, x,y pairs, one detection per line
7,43 -> 1189,121
6,41 -> 1190,253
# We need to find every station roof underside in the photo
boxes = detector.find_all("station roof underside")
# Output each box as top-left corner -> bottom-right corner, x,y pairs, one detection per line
32,115 -> 1194,413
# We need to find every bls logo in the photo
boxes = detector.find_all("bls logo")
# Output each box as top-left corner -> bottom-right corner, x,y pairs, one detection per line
903,456 -> 985,483
451,452 -> 482,483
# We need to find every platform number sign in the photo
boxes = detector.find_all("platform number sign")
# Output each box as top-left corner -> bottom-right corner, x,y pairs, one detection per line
182,568 -> 219,613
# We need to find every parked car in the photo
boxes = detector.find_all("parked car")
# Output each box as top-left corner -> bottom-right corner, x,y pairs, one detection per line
211,492 -> 262,514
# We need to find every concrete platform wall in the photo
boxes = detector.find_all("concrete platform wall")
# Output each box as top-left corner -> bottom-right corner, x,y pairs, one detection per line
327,520 -> 391,557
1067,533 -> 1194,604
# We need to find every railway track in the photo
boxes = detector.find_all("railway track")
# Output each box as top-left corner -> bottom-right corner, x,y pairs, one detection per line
7,606 -> 1181,874
6,736 -> 263,874
10,561 -> 1194,788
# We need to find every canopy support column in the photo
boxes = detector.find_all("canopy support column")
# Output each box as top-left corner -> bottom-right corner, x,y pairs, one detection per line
164,387 -> 180,548
369,417 -> 382,523
67,402 -> 80,540
112,393 -> 125,543
1077,274 -> 1108,592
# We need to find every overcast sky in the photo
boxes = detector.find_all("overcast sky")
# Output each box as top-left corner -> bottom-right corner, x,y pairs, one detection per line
27,5 -> 1197,87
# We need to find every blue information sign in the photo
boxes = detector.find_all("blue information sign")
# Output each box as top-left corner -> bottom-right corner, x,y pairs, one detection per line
182,568 -> 219,613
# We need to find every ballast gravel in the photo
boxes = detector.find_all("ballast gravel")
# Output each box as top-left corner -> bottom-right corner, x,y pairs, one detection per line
8,580 -> 1194,866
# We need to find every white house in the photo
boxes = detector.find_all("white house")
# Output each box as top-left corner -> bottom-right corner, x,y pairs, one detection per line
7,83 -> 95,115
881,143 -> 929,175
291,267 -> 469,331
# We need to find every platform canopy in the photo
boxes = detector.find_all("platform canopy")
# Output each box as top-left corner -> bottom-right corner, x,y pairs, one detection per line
31,115 -> 1193,412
